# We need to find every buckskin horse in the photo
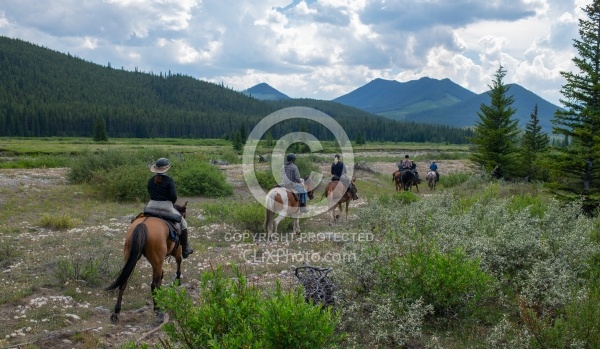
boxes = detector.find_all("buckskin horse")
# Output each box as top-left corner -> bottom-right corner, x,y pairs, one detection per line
264,177 -> 315,238
324,178 -> 356,225
105,201 -> 188,323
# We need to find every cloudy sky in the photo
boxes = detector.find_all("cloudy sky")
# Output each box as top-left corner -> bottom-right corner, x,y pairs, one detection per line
0,0 -> 590,106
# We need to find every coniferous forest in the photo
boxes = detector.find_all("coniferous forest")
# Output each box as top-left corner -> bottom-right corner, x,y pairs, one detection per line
0,36 -> 472,143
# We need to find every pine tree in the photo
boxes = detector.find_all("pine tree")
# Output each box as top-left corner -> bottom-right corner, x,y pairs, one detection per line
550,0 -> 600,214
92,117 -> 108,142
469,65 -> 520,179
521,104 -> 549,180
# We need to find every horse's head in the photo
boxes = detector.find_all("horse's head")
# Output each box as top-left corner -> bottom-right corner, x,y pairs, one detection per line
174,201 -> 188,219
303,176 -> 315,200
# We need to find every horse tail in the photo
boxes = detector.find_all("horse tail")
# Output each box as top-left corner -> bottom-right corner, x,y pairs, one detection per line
105,223 -> 147,291
264,191 -> 276,232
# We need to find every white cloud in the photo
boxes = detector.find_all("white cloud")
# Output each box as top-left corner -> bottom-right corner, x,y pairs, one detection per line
0,0 -> 588,106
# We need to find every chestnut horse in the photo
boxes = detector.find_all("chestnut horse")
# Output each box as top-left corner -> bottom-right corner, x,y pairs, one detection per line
264,177 -> 315,237
324,178 -> 356,225
105,201 -> 188,323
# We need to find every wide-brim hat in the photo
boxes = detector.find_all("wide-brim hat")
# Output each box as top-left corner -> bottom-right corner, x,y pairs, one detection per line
150,163 -> 171,174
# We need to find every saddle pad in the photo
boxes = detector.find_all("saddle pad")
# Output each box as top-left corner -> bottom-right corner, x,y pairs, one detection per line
143,207 -> 182,223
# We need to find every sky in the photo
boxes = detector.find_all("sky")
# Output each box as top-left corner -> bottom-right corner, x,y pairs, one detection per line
0,0 -> 591,107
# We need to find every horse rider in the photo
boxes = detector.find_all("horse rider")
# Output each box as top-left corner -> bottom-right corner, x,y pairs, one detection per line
429,161 -> 439,181
147,158 -> 193,258
399,154 -> 412,172
281,153 -> 308,213
331,154 -> 358,200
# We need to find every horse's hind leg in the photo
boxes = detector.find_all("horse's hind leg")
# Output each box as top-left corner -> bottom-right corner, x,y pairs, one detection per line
110,282 -> 128,323
150,267 -> 164,315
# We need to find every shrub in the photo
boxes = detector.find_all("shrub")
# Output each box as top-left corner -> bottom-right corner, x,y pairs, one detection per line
39,213 -> 81,230
54,250 -> 116,287
378,190 -> 419,205
439,172 -> 473,188
67,149 -> 132,184
173,158 -> 233,197
255,169 -> 278,191
387,244 -> 496,317
154,266 -> 343,349
92,163 -> 148,202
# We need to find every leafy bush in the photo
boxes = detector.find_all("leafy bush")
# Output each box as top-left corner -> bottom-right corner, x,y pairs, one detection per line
377,190 -> 419,205
67,149 -> 133,184
91,163 -> 148,202
173,158 -> 233,197
387,244 -> 496,317
439,172 -> 473,188
154,266 -> 343,349
255,169 -> 278,191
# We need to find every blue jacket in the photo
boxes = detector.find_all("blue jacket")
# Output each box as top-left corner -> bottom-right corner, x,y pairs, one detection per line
429,162 -> 438,171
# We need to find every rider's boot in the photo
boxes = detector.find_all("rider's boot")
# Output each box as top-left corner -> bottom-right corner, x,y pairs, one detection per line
180,228 -> 194,258
300,200 -> 308,213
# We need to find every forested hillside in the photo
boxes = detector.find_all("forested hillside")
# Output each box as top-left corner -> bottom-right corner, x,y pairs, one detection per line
0,36 -> 472,143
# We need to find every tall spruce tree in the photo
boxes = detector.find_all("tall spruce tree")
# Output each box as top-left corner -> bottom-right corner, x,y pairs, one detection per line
521,104 -> 549,180
469,65 -> 520,179
92,117 -> 108,142
551,0 -> 600,214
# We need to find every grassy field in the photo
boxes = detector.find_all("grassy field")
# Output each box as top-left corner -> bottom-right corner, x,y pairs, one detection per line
1,138 -> 597,349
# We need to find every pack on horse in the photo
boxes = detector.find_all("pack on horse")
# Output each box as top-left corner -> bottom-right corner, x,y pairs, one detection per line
264,176 -> 315,237
324,177 -> 357,225
105,201 -> 188,323
426,170 -> 439,190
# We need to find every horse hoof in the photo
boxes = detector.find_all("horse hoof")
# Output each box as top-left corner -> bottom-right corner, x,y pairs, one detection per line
110,313 -> 119,324
156,312 -> 165,322
335,214 -> 340,219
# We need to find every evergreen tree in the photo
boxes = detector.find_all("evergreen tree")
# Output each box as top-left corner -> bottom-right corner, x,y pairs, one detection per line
521,104 -> 549,180
355,133 -> 366,145
550,0 -> 600,214
232,131 -> 243,153
469,65 -> 520,179
92,117 -> 108,142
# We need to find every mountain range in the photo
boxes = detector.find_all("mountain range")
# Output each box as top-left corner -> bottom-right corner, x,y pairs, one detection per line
246,77 -> 562,132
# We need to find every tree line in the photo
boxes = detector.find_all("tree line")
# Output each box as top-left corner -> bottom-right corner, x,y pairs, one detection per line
0,36 -> 472,144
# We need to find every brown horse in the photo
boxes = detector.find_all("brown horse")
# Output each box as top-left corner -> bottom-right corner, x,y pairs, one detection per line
324,178 -> 356,225
105,201 -> 188,323
264,177 -> 315,237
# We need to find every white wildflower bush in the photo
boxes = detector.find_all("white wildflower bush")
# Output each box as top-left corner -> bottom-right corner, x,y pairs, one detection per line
336,178 -> 600,347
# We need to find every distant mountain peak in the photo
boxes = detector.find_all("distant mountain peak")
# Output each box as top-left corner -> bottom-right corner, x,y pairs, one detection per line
243,83 -> 290,100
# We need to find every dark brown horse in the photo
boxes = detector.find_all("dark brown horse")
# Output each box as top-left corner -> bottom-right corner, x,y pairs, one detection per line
105,201 -> 188,323
324,178 -> 356,225
264,177 -> 315,237
393,170 -> 421,192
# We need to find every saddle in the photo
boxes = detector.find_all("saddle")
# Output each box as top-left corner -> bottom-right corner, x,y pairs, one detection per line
275,184 -> 302,202
134,208 -> 182,242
